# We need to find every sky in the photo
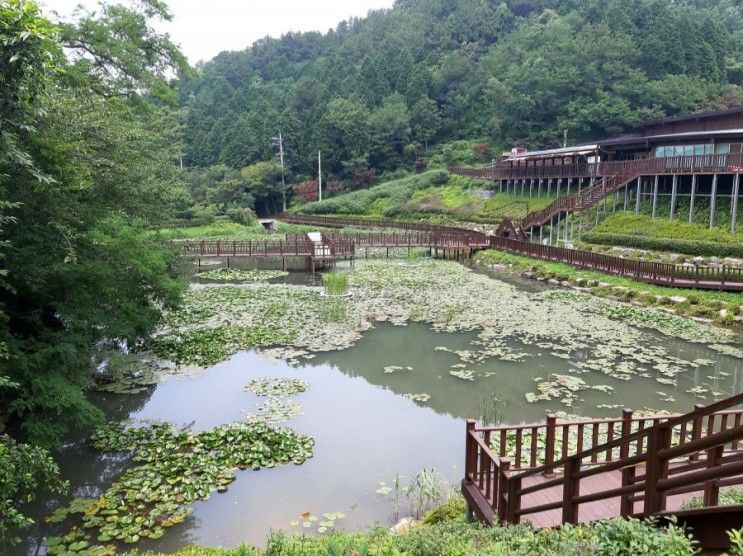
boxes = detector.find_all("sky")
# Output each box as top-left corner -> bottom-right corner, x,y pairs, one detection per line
41,0 -> 395,63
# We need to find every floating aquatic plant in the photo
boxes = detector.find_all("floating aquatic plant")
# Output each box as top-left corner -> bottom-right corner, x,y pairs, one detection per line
198,268 -> 288,282
45,421 -> 314,553
403,393 -> 431,403
244,377 -> 309,397
245,397 -> 303,423
384,365 -> 413,374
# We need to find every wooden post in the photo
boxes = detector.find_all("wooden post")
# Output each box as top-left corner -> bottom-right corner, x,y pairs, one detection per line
689,175 -> 697,223
620,466 -> 636,517
465,420 -> 476,484
710,174 -> 718,228
703,444 -> 724,506
690,403 -> 704,462
623,182 -> 629,210
562,456 -> 580,524
635,177 -> 642,214
506,474 -> 521,524
731,173 -> 739,234
545,414 -> 557,476
643,423 -> 672,514
669,175 -> 678,219
651,175 -> 659,218
620,408 -> 633,460
497,458 -> 510,522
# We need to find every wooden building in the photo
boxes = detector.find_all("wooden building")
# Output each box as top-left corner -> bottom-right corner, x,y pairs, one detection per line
488,107 -> 743,235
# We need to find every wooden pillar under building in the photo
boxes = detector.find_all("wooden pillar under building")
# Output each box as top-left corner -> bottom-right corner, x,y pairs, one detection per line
529,179 -> 533,198
709,174 -> 718,228
556,179 -> 562,198
651,175 -> 659,218
732,173 -> 740,233
635,177 -> 642,214
537,178 -> 543,196
689,175 -> 697,223
669,175 -> 678,219
547,179 -> 552,196
521,179 -> 525,196
623,183 -> 629,210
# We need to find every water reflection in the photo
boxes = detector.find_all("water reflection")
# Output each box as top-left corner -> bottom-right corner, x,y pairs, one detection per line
12,317 -> 743,553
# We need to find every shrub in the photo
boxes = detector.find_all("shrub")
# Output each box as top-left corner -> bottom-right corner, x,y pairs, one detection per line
296,170 -> 449,217
422,494 -> 466,524
583,233 -> 743,258
226,207 -> 256,226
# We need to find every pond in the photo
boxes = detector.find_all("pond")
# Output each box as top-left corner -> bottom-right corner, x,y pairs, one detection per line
14,260 -> 743,554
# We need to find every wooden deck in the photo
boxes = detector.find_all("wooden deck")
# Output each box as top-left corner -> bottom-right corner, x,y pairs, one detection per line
462,397 -> 743,551
464,464 -> 705,528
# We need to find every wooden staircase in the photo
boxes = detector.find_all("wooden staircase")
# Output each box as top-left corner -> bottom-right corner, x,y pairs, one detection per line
516,169 -> 640,235
462,394 -> 743,551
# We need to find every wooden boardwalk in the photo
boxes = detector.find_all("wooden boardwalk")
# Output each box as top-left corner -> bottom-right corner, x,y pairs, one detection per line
464,464 -> 705,528
278,214 -> 743,290
462,397 -> 743,551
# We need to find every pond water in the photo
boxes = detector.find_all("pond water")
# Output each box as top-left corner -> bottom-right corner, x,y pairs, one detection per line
13,266 -> 743,554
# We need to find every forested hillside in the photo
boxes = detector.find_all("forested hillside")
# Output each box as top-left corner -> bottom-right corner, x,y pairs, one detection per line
182,0 -> 743,212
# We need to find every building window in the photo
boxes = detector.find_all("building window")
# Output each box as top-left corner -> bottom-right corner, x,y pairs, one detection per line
716,143 -> 730,154
653,144 -> 714,158
730,143 -> 742,154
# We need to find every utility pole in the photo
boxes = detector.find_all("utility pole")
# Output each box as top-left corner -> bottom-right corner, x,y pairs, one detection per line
278,131 -> 286,212
318,151 -> 322,202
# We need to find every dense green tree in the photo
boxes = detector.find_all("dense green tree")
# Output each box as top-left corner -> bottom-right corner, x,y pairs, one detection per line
182,0 -> 741,182
0,0 -> 188,450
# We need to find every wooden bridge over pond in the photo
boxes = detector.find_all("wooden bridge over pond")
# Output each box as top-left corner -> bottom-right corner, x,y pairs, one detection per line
276,214 -> 743,291
175,214 -> 743,289
462,394 -> 743,551
176,225 -> 488,274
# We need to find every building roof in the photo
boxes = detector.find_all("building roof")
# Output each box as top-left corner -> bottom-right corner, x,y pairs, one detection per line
639,106 -> 743,128
507,144 -> 598,161
599,128 -> 743,149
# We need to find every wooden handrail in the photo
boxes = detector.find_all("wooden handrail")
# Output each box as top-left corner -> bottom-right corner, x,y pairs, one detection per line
515,393 -> 743,481
452,153 -> 743,181
464,395 -> 743,529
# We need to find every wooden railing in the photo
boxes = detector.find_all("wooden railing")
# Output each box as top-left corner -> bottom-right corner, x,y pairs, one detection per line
278,213 -> 490,247
179,238 -> 315,258
452,153 -> 743,181
276,214 -> 743,289
520,169 -> 639,229
489,236 -> 743,287
464,395 -> 743,525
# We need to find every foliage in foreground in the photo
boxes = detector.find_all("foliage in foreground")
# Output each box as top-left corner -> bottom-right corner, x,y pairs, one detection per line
0,435 -> 67,549
681,488 -> 743,510
0,0 -> 188,448
133,514 -> 696,556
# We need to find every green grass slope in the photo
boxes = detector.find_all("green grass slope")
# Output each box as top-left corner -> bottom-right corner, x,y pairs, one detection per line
583,213 -> 743,257
295,170 -> 554,224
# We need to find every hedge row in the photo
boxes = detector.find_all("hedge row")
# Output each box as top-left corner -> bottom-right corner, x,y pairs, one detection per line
582,232 -> 743,258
